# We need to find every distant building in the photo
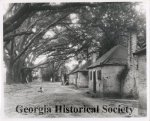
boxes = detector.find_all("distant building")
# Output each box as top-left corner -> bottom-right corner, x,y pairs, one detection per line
68,65 -> 79,86
88,45 -> 128,97
74,61 -> 91,88
69,61 -> 91,88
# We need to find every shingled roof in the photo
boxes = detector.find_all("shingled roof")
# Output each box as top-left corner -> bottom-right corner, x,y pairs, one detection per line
88,45 -> 127,69
69,65 -> 79,74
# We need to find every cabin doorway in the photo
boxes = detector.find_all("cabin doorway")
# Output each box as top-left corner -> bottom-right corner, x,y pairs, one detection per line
93,71 -> 96,93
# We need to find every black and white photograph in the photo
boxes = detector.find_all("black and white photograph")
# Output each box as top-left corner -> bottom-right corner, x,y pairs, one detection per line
1,0 -> 149,119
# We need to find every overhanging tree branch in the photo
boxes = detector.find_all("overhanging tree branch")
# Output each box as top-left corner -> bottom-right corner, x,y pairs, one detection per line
4,3 -> 99,35
4,31 -> 33,42
12,12 -> 72,64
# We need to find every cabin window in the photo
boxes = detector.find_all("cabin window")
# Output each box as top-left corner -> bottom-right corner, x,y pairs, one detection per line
90,71 -> 92,80
97,70 -> 101,80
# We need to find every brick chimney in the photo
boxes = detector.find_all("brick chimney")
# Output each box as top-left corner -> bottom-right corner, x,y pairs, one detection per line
128,30 -> 138,67
91,53 -> 97,64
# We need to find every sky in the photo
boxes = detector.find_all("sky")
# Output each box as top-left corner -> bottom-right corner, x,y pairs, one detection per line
2,3 -> 9,15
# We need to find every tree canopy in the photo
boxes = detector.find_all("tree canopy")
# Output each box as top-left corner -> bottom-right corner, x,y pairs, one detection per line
3,2 -> 146,84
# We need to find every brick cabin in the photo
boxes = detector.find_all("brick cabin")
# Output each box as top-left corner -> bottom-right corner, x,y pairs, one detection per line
88,45 -> 128,97
68,66 -> 79,86
69,60 -> 91,88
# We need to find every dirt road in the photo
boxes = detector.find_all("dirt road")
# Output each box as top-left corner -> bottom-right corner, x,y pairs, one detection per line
4,82 -> 138,118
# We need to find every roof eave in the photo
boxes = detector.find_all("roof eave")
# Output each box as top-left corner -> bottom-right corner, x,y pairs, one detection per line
133,48 -> 146,55
88,63 -> 127,69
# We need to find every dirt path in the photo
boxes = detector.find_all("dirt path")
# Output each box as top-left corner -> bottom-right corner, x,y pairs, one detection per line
4,82 -> 138,118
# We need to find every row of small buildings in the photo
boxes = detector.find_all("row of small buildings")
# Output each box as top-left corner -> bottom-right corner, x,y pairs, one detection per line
69,45 -> 128,96
68,31 -> 146,112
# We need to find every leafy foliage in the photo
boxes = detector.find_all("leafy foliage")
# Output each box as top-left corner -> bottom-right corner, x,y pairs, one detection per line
3,2 -> 146,83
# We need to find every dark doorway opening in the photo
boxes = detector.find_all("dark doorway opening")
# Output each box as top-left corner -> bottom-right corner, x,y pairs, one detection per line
93,71 -> 96,93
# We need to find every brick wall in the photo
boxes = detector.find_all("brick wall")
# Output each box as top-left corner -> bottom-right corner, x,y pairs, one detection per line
69,74 -> 77,85
89,65 -> 125,97
122,32 -> 139,98
77,72 -> 88,88
136,54 -> 146,110
127,32 -> 138,67
102,66 -> 125,97
69,73 -> 78,86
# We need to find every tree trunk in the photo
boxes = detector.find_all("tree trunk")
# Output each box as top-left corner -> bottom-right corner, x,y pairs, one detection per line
6,62 -> 14,84
6,56 -> 27,84
6,40 -> 14,84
